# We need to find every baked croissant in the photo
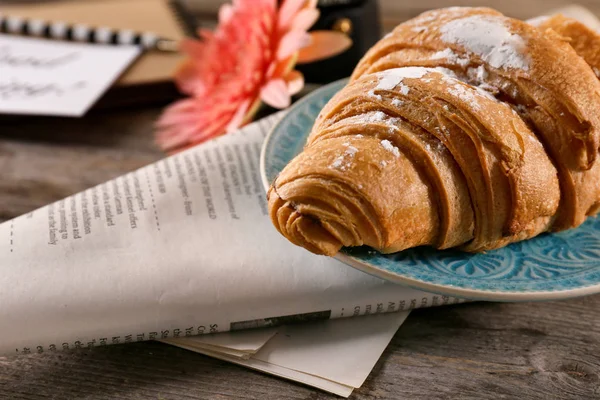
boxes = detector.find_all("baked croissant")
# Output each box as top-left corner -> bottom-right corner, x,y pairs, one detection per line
267,7 -> 600,256
529,13 -> 600,78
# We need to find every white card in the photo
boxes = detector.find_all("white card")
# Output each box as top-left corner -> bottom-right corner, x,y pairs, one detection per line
0,35 -> 140,117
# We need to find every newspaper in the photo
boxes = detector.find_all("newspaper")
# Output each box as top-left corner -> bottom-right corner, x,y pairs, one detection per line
0,112 -> 462,357
166,311 -> 411,397
162,308 -> 409,396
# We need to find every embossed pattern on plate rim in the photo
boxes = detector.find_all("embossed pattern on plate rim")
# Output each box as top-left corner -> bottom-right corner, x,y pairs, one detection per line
260,79 -> 600,301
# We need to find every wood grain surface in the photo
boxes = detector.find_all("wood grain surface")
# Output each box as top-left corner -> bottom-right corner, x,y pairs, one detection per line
2,1 -> 600,399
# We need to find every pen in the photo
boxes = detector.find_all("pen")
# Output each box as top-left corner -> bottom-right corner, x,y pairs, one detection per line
0,14 -> 179,52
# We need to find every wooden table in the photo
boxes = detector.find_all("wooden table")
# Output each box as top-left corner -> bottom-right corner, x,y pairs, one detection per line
2,1 -> 600,398
2,100 -> 600,400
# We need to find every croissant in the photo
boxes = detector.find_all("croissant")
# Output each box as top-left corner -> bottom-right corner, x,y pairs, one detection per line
529,13 -> 600,78
267,7 -> 600,256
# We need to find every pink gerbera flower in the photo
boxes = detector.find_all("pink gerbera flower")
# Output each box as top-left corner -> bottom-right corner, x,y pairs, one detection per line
156,0 -> 319,152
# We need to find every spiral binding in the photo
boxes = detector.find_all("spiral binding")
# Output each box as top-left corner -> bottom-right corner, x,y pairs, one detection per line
0,14 -> 179,52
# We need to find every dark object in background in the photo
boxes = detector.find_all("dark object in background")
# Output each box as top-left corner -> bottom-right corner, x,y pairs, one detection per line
297,0 -> 382,83
170,0 -> 200,38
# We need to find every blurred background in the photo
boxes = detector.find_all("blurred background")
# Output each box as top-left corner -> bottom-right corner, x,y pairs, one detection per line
185,0 -> 600,28
5,0 -> 600,27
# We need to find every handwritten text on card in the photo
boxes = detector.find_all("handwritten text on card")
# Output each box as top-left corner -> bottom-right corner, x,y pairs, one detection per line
0,35 -> 140,117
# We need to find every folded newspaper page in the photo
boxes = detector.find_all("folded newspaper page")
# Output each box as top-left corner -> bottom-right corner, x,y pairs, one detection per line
166,311 -> 410,397
0,112 -> 462,356
167,327 -> 279,359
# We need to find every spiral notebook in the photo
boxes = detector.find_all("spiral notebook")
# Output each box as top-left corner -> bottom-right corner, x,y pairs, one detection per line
0,0 -> 190,107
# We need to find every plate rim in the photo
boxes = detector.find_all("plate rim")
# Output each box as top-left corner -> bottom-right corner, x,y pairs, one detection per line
335,253 -> 600,301
259,80 -> 600,301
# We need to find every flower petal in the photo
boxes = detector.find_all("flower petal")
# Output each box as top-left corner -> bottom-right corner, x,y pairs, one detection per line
156,125 -> 194,151
218,4 -> 234,24
297,30 -> 353,64
226,98 -> 251,133
266,53 -> 298,81
260,79 -> 291,109
291,8 -> 320,32
157,0 -> 298,153
277,0 -> 307,32
179,38 -> 205,59
156,108 -> 234,152
277,31 -> 311,60
284,70 -> 304,95
198,28 -> 214,41
174,61 -> 203,95
156,98 -> 199,127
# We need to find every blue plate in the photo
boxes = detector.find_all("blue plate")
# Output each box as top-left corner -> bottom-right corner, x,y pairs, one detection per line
260,79 -> 600,301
